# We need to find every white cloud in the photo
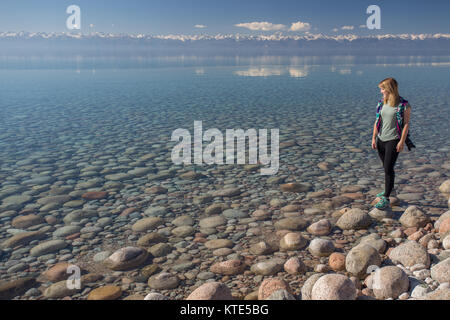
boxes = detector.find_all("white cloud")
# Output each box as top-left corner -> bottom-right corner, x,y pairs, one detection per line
359,25 -> 367,28
289,21 -> 311,32
89,24 -> 94,28
234,21 -> 286,31
332,28 -> 339,32
341,25 -> 354,30
195,24 -> 206,29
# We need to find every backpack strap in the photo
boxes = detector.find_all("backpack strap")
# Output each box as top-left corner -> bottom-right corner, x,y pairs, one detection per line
375,99 -> 383,132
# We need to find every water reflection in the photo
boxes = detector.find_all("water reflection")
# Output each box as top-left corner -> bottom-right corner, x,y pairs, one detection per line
234,66 -> 309,78
1,55 -> 449,70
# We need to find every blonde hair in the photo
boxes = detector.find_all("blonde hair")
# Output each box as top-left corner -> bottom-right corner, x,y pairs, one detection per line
378,77 -> 400,107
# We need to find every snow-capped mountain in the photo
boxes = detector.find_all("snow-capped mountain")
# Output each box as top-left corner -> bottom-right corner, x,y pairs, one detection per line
1,32 -> 449,56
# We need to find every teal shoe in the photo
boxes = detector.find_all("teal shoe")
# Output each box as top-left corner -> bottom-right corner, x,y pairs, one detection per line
376,190 -> 385,198
375,196 -> 390,209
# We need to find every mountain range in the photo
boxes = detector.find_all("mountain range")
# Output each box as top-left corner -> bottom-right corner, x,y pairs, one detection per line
1,32 -> 449,56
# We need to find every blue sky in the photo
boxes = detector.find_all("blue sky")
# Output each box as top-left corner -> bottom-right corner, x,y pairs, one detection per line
0,0 -> 449,35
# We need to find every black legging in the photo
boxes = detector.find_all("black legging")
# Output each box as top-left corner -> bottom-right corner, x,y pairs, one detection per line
376,138 -> 400,198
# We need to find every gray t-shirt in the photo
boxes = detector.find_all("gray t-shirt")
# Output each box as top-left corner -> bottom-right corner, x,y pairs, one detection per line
378,103 -> 410,142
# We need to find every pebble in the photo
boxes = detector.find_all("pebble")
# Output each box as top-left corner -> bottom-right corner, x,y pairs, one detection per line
88,286 -> 122,300
186,282 -> 233,300
308,238 -> 335,257
30,240 -> 68,257
251,258 -> 284,276
258,278 -> 292,300
148,272 -> 179,290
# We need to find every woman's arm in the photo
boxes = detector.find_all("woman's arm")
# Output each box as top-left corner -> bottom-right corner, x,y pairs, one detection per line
371,121 -> 378,149
400,107 -> 411,143
397,107 -> 411,151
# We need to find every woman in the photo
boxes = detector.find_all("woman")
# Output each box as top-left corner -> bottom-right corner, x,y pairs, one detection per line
371,77 -> 413,209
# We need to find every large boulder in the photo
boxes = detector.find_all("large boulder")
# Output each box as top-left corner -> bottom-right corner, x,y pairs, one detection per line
430,258 -> 450,284
439,179 -> 450,195
345,244 -> 381,278
399,206 -> 430,228
371,266 -> 409,299
389,240 -> 430,268
311,274 -> 357,300
358,233 -> 387,253
308,238 -> 335,257
336,208 -> 372,230
301,273 -> 324,300
258,278 -> 293,300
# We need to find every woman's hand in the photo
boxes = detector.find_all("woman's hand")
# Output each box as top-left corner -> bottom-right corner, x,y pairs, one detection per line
396,141 -> 405,152
372,138 -> 377,149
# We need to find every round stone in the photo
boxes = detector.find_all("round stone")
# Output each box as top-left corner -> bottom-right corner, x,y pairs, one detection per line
204,239 -> 234,249
171,215 -> 194,227
137,233 -> 167,247
171,226 -> 195,237
280,232 -> 308,251
81,191 -> 108,200
329,252 -> 346,271
144,293 -> 169,300
311,274 -> 357,300
42,262 -> 76,282
88,286 -> 122,300
301,274 -> 325,300
199,216 -> 227,229
307,219 -> 332,236
399,206 -> 430,228
186,282 -> 233,300
430,258 -> 450,284
258,278 -> 293,300
222,209 -> 248,219
210,260 -> 246,275
280,183 -> 311,193
345,244 -> 381,278
30,240 -> 68,257
149,243 -> 172,257
439,218 -> 450,235
103,247 -> 148,271
372,266 -> 409,299
12,214 -> 45,229
284,257 -> 307,275
53,226 -> 81,238
274,217 -> 308,231
250,259 -> 284,276
389,240 -> 430,268
308,238 -> 335,257
148,272 -> 179,290
43,280 -> 82,299
336,208 -> 372,230
131,217 -> 163,232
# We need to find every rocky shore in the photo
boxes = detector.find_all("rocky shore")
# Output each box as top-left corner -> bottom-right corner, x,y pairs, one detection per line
1,156 -> 449,300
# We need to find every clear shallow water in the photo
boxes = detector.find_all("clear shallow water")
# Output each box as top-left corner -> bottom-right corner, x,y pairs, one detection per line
1,57 -> 449,164
0,55 -> 449,296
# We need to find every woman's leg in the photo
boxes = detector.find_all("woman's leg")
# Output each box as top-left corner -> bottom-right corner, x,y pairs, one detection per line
383,139 -> 400,198
376,137 -> 386,165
